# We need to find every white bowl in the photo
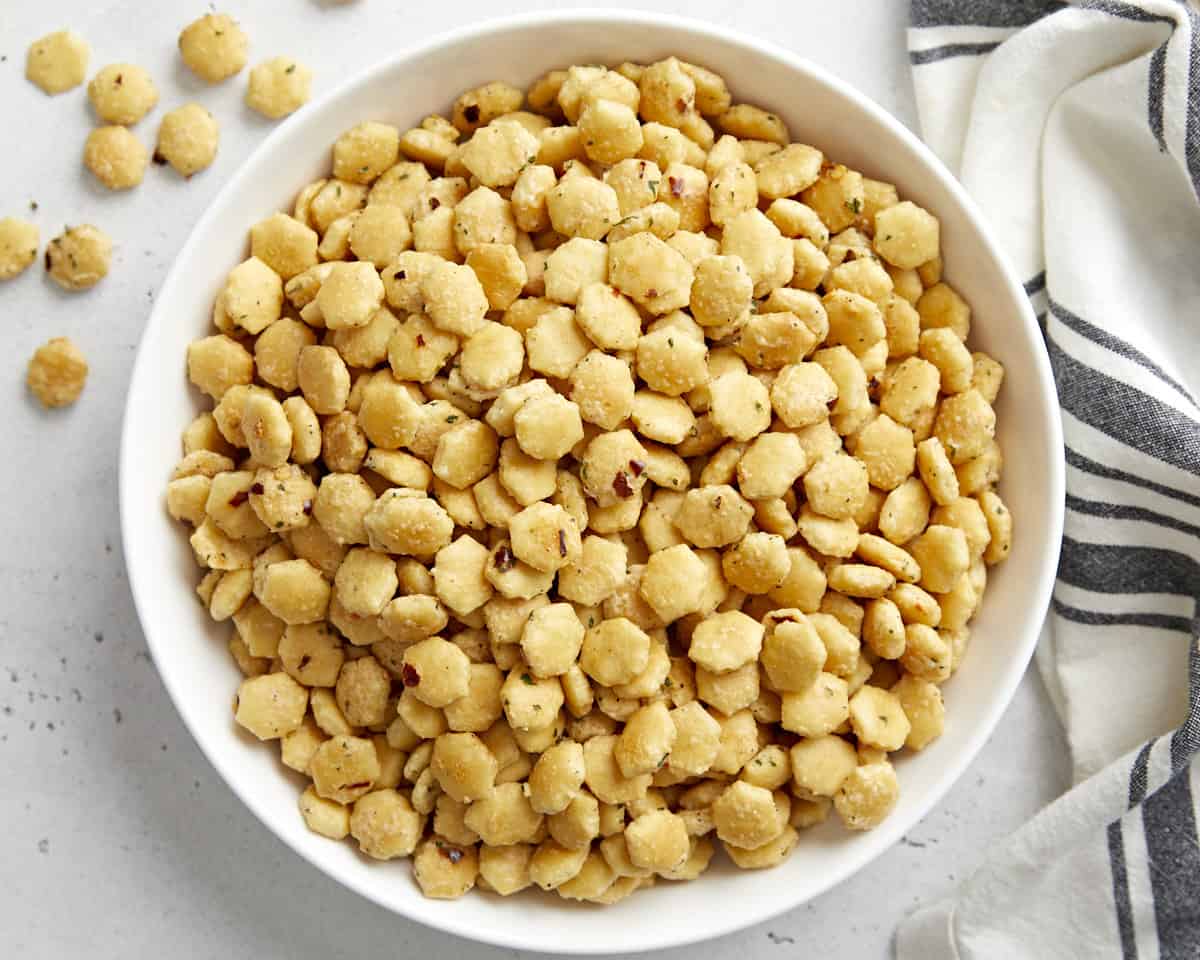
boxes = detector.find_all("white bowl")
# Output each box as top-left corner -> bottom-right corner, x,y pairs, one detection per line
120,10 -> 1064,954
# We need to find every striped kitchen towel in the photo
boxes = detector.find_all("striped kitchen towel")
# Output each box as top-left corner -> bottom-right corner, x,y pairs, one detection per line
896,1 -> 1200,957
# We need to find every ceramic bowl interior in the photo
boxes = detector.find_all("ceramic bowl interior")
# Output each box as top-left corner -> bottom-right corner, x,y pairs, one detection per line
120,11 -> 1064,954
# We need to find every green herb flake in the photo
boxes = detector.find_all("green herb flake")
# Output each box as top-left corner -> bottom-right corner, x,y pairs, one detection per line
521,673 -> 534,685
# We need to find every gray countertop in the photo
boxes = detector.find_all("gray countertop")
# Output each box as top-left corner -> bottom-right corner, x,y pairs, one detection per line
1,1 -> 1070,955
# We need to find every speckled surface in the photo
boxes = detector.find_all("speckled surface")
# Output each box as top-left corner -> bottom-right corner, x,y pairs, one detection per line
0,2 -> 1069,956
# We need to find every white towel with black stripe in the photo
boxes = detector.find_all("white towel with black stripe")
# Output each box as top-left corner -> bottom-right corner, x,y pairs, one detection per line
896,1 -> 1200,957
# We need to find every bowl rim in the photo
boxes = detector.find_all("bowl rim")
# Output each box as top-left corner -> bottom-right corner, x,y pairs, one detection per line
120,8 -> 1065,953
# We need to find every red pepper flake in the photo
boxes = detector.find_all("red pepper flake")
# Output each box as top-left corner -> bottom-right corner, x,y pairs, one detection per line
612,471 -> 633,498
401,663 -> 421,687
646,288 -> 659,298
429,197 -> 440,210
493,544 -> 515,572
628,458 -> 645,477
415,334 -> 426,347
558,529 -> 568,557
713,495 -> 723,509
395,269 -> 406,280
675,97 -> 688,113
250,483 -> 265,495
463,104 -> 480,124
826,396 -> 838,411
229,491 -> 249,507
669,176 -> 684,198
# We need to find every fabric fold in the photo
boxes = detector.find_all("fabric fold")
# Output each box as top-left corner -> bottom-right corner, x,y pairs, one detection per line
898,1 -> 1200,955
